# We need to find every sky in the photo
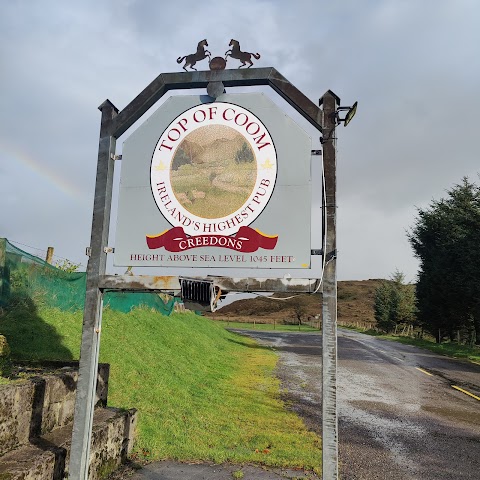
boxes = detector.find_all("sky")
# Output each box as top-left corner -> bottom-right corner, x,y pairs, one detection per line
1,0 -> 479,283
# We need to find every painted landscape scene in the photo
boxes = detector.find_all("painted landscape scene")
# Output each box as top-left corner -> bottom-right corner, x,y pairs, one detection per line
170,125 -> 257,219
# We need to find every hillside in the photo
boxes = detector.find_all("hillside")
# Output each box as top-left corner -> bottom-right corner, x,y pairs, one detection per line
0,305 -> 322,471
208,279 -> 383,329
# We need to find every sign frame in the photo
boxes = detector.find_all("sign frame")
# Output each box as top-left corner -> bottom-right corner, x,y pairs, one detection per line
69,68 -> 339,480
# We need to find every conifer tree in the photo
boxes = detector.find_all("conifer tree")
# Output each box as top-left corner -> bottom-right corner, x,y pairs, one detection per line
374,270 -> 416,333
408,177 -> 480,343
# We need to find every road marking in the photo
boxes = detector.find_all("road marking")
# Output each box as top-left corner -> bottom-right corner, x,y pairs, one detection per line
415,367 -> 433,376
392,356 -> 402,361
451,385 -> 480,401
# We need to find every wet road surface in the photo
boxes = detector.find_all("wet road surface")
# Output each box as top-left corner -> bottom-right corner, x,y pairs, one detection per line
234,328 -> 480,480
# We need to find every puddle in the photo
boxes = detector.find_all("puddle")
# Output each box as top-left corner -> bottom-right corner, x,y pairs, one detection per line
422,405 -> 480,426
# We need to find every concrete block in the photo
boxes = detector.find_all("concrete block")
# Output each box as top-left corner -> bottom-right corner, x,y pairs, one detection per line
50,407 -> 138,480
0,444 -> 57,480
0,382 -> 35,455
87,408 -> 138,480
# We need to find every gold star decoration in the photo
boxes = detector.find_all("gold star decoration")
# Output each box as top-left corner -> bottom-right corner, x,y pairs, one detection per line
154,162 -> 167,171
261,158 -> 274,170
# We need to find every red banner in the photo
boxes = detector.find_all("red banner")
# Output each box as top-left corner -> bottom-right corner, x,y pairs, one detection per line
146,226 -> 278,253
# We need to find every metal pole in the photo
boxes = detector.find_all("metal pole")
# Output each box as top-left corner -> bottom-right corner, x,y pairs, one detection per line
69,100 -> 118,480
320,90 -> 339,480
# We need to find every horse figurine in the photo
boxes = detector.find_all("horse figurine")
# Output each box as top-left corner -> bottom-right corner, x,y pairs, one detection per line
225,39 -> 260,68
177,39 -> 211,71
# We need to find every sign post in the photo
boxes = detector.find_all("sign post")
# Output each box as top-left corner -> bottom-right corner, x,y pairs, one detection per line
320,90 -> 339,480
69,101 -> 117,479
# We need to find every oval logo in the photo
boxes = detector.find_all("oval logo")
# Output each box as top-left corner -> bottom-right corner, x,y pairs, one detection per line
151,102 -> 277,236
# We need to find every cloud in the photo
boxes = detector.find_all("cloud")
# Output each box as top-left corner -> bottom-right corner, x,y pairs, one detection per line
1,0 -> 479,280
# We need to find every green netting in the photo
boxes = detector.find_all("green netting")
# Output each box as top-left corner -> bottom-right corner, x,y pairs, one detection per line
103,291 -> 176,314
0,238 -> 176,315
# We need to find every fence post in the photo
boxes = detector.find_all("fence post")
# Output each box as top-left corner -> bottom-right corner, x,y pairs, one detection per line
0,239 -> 7,306
45,247 -> 54,265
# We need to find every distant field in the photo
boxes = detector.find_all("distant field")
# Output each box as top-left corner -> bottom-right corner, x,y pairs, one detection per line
214,320 -> 320,332
209,280 -> 383,329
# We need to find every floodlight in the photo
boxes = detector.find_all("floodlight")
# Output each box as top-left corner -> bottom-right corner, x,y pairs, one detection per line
343,101 -> 357,127
335,101 -> 358,127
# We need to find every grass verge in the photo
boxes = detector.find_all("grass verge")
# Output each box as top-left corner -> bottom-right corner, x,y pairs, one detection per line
380,335 -> 480,363
340,325 -> 480,363
214,320 -> 320,333
0,305 -> 321,473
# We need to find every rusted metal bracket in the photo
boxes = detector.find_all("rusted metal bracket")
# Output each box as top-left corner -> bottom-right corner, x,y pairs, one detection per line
325,249 -> 337,262
210,276 -> 320,293
99,274 -> 181,292
207,81 -> 225,98
98,274 -> 320,294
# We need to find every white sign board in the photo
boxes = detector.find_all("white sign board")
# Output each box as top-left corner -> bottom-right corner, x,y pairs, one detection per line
115,93 -> 313,271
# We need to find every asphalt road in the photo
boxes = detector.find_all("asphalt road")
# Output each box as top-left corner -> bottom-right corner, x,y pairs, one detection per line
234,328 -> 480,480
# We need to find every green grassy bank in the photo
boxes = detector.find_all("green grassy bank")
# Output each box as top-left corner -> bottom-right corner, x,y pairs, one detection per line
0,304 -> 321,472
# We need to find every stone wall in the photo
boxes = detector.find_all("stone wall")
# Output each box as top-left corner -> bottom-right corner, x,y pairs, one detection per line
0,364 -> 109,456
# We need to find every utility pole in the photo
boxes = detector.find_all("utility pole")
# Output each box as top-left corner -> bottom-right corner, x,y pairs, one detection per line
320,90 -> 339,480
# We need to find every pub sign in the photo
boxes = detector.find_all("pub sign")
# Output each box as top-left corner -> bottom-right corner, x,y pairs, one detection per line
115,93 -> 312,272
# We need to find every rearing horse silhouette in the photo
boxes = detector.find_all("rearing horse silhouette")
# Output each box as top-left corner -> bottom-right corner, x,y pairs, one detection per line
177,39 -> 211,71
225,39 -> 261,68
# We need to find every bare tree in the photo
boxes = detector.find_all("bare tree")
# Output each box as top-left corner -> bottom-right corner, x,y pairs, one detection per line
291,297 -> 307,330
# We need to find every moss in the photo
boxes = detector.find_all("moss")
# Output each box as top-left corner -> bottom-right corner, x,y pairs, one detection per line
98,458 -> 119,479
0,335 -> 12,377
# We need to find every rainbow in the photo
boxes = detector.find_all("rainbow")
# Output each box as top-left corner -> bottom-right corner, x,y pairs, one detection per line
0,139 -> 86,203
